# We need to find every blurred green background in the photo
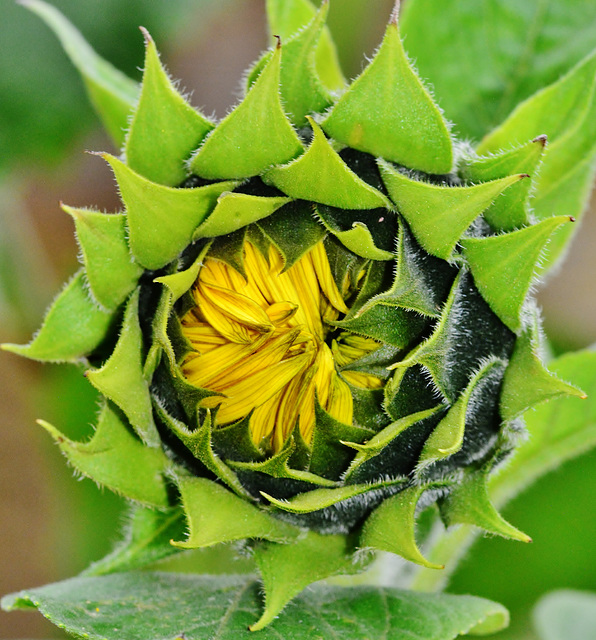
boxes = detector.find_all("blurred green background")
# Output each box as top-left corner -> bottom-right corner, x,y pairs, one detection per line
0,1 -> 595,638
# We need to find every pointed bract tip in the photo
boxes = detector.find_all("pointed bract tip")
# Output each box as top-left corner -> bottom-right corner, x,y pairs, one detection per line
390,0 -> 401,25
85,150 -> 108,159
569,216 -> 577,222
519,173 -> 531,180
532,134 -> 548,146
60,202 -> 78,218
273,34 -> 282,49
139,26 -> 153,45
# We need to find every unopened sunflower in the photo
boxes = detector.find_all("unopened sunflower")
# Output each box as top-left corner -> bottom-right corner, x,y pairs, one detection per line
4,0 -> 584,630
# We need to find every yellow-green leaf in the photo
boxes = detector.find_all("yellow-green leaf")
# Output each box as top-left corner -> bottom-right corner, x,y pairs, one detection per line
251,531 -> 359,631
2,270 -> 114,363
125,30 -> 214,186
265,0 -> 345,92
264,118 -> 391,209
380,159 -> 524,260
361,485 -> 443,569
64,206 -> 142,311
172,475 -> 298,549
38,402 -> 169,508
322,16 -> 453,174
190,43 -> 303,179
86,289 -> 159,447
21,0 -> 138,147
104,154 -> 237,269
461,216 -> 572,332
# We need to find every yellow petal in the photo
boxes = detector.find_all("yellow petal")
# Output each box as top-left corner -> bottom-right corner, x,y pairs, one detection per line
210,354 -> 311,424
342,370 -> 384,389
200,281 -> 274,333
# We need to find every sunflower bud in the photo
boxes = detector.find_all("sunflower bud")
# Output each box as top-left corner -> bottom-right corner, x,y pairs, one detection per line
4,0 -> 585,630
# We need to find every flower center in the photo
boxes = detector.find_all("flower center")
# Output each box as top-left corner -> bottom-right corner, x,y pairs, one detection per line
181,240 -> 381,452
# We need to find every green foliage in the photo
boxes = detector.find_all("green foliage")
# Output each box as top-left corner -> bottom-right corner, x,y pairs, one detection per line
2,270 -> 114,362
20,0 -> 138,147
4,0 -> 596,637
322,16 -> 453,174
413,348 -> 596,592
401,0 -> 596,141
1,0 -> 209,171
2,572 -> 509,639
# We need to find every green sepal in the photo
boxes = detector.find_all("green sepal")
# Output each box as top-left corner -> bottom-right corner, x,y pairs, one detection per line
229,438 -> 337,488
156,406 -> 248,498
252,3 -> 333,127
478,51 -> 596,270
38,401 -> 170,508
389,270 -> 513,402
256,200 -> 326,269
334,299 -> 426,349
211,414 -> 266,463
21,0 -> 138,147
150,248 -> 210,374
321,17 -> 453,175
265,0 -> 345,92
154,242 -> 211,304
86,289 -> 159,447
462,137 -> 546,231
190,43 -> 303,179
192,192 -> 291,241
353,220 -> 457,318
379,159 -> 525,260
417,359 -> 507,470
439,471 -> 531,543
104,154 -> 238,269
2,269 -> 114,363
309,401 -> 375,481
63,206 -> 142,311
360,485 -> 443,569
381,220 -> 453,316
314,203 -> 394,260
171,475 -> 299,549
343,408 -> 443,482
149,286 -> 179,370
264,118 -> 392,210
207,228 -> 248,276
461,215 -> 572,332
81,505 -> 186,576
261,477 -> 406,514
383,364 -> 444,422
250,531 -> 360,631
500,311 -> 586,422
125,30 -> 214,186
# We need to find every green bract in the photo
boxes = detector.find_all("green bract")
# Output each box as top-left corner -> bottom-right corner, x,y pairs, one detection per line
4,0 -> 589,631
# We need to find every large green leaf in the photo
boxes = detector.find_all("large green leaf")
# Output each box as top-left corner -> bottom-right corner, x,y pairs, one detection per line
21,0 -> 138,147
2,572 -> 509,639
412,348 -> 596,592
400,0 -> 596,141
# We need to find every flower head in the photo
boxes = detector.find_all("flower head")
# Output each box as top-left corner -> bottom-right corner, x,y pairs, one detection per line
4,0 -> 585,630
